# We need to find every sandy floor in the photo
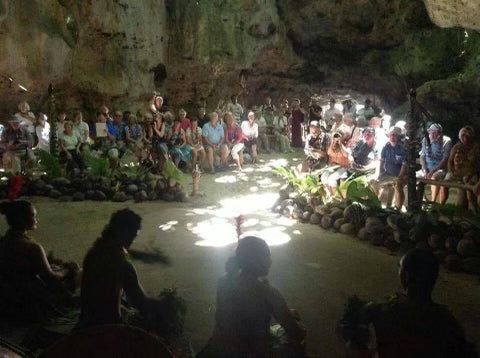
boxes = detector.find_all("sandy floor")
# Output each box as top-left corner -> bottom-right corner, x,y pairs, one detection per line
2,152 -> 480,357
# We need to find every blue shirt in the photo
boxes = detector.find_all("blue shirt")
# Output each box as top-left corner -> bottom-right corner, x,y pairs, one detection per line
420,136 -> 452,171
381,142 -> 406,176
106,121 -> 116,136
202,121 -> 224,145
113,122 -> 126,141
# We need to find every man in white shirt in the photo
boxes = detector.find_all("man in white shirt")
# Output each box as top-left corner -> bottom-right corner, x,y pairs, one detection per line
323,98 -> 342,131
241,111 -> 259,163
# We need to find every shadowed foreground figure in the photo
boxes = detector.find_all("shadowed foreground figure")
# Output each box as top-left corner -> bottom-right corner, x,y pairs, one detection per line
78,208 -> 183,336
199,236 -> 306,357
340,248 -> 477,358
0,200 -> 78,322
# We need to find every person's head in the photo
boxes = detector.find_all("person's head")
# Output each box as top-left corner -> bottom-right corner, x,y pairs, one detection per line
224,112 -> 235,127
100,209 -> 142,249
231,95 -> 237,104
155,96 -> 163,109
0,200 -> 37,231
127,113 -> 137,125
329,98 -> 336,109
363,127 -> 375,143
178,108 -> 187,119
73,110 -> 83,125
399,248 -> 438,298
233,236 -> 271,277
210,112 -> 219,125
332,132 -> 342,146
388,127 -> 401,146
37,113 -> 47,126
368,116 -> 381,129
247,111 -> 255,124
198,107 -> 206,117
427,123 -> 442,143
8,116 -> 21,130
459,126 -> 474,144
113,110 -> 123,123
191,117 -> 198,129
97,113 -> 107,123
309,121 -> 321,136
64,120 -> 73,134
344,116 -> 354,126
99,105 -> 109,116
163,111 -> 174,123
123,110 -> 131,121
365,98 -> 372,108
292,98 -> 300,108
281,99 -> 289,109
57,111 -> 66,122
264,95 -> 271,105
18,101 -> 30,114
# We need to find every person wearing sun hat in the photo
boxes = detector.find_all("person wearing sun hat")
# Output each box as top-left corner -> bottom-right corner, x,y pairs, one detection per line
1,116 -> 35,174
418,123 -> 452,202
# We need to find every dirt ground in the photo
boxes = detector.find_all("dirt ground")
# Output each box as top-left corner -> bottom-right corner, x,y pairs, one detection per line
2,152 -> 480,357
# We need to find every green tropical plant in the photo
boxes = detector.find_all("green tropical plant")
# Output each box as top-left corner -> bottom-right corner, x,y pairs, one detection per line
162,160 -> 182,181
37,149 -> 62,177
337,175 -> 381,208
274,166 -> 328,198
84,154 -> 109,177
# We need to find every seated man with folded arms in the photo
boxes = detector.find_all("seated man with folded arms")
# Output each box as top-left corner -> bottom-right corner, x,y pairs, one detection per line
373,127 -> 407,209
1,116 -> 35,173
417,123 -> 452,202
202,112 -> 228,174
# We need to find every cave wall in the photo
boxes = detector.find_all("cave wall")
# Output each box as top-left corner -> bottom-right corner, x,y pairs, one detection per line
0,0 -> 167,116
0,0 -> 479,131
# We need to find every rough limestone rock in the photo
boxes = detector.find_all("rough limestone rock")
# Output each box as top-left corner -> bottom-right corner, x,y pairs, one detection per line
457,239 -> 480,257
428,234 -> 445,250
48,189 -> 61,199
134,190 -> 148,202
309,213 -> 321,225
329,208 -> 344,221
92,190 -> 107,201
333,218 -> 346,230
301,211 -> 312,223
72,192 -> 85,201
340,223 -> 355,235
112,191 -> 128,202
321,215 -> 333,230
127,184 -> 139,195
0,0 -> 167,113
424,0 -> 480,30
315,205 -> 330,216
357,227 -> 369,241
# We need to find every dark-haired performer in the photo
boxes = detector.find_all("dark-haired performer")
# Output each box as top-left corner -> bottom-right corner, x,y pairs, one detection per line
0,200 -> 78,321
78,209 -> 163,328
341,249 -> 477,358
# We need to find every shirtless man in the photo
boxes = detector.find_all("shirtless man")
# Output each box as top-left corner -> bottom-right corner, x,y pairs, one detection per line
78,209 -> 161,328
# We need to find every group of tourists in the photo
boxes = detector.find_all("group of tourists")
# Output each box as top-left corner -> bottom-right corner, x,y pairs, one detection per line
0,200 -> 476,357
301,96 -> 480,212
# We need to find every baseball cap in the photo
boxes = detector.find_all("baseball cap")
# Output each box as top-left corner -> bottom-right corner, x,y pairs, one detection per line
428,123 -> 442,133
363,127 -> 375,134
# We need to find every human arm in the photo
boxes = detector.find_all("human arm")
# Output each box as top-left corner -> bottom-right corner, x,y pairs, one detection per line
123,260 -> 159,314
30,242 -> 72,301
75,135 -> 82,153
268,286 -> 306,345
447,145 -> 457,174
233,126 -> 243,145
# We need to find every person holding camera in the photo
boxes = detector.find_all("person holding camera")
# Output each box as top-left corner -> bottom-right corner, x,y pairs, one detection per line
1,116 -> 35,174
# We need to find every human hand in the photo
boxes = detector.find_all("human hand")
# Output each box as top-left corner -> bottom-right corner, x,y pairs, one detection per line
425,171 -> 432,179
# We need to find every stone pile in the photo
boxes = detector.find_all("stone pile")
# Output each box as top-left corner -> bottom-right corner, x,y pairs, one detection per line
274,192 -> 480,276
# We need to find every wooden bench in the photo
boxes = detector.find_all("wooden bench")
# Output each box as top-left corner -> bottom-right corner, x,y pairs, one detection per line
417,178 -> 478,201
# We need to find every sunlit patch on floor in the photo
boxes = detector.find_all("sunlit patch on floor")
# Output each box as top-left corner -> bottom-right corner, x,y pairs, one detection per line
293,230 -> 302,235
159,220 -> 179,231
188,192 -> 292,247
214,175 -> 237,184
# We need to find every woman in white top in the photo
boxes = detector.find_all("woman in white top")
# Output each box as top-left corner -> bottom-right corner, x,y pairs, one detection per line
241,111 -> 259,163
272,109 -> 293,153
186,117 -> 206,171
59,121 -> 85,172
35,113 -> 50,152
73,111 -> 90,149
15,101 -> 36,137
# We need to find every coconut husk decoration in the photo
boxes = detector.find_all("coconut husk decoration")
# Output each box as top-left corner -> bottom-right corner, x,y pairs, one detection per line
273,173 -> 480,276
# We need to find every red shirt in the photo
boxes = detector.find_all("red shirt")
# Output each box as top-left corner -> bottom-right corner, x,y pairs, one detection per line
180,118 -> 191,131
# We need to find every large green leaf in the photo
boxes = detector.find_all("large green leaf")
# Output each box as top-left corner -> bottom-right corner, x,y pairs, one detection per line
37,150 -> 62,177
84,154 -> 109,177
162,160 -> 182,181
